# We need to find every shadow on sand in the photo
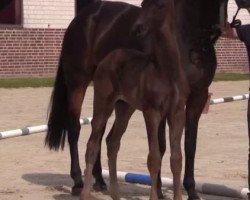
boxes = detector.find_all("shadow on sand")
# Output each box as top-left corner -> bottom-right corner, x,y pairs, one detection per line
22,172 -> 232,200
22,172 -> 174,200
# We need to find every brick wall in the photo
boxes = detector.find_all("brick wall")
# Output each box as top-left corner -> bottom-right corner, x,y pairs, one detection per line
216,38 -> 249,73
0,26 -> 248,78
0,27 -> 64,78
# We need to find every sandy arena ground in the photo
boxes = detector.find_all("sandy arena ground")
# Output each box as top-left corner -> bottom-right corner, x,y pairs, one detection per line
0,80 -> 249,200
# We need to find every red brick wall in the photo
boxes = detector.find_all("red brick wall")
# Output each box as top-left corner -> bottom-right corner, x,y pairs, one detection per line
0,27 -> 64,78
216,38 -> 249,73
0,27 -> 249,78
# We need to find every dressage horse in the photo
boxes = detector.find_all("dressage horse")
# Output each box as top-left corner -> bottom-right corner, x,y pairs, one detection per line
45,0 -> 142,195
45,0 -> 228,199
80,0 -> 189,199
173,0 -> 228,199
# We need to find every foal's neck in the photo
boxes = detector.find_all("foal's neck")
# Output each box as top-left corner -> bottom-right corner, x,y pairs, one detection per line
151,28 -> 180,80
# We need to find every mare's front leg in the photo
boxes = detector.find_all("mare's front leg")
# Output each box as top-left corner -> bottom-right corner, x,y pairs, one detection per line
144,109 -> 162,200
106,101 -> 135,200
183,90 -> 208,200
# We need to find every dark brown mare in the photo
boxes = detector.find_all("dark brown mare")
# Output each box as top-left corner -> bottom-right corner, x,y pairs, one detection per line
45,0 -> 228,199
170,0 -> 228,199
80,0 -> 189,199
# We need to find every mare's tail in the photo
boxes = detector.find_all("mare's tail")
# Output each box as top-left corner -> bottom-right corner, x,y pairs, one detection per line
45,58 -> 68,150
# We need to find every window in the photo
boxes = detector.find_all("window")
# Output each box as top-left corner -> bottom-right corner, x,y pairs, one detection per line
0,0 -> 22,24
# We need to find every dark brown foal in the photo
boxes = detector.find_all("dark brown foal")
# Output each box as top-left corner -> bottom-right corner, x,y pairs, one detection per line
81,0 -> 189,199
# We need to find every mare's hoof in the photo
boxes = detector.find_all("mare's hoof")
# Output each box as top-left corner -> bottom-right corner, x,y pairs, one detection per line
187,192 -> 201,200
93,182 -> 107,191
187,195 -> 201,200
158,192 -> 165,199
71,186 -> 83,196
188,198 -> 200,200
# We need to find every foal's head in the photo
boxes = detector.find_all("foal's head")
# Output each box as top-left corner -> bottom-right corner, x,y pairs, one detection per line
132,0 -> 174,37
133,0 -> 229,37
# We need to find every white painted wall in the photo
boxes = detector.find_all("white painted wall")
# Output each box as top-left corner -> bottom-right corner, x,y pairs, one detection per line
22,0 -> 75,28
22,0 -> 142,28
108,0 -> 141,6
228,0 -> 250,24
22,0 -> 249,29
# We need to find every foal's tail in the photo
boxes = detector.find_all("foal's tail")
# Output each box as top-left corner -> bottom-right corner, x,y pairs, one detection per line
45,58 -> 68,150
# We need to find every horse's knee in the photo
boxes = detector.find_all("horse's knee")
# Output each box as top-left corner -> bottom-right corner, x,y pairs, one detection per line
67,117 -> 81,142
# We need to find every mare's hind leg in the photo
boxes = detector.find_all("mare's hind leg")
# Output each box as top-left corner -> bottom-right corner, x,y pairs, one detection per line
67,82 -> 89,195
183,90 -> 208,200
106,101 -> 135,200
168,107 -> 185,200
92,129 -> 107,191
157,117 -> 167,199
144,109 -> 162,200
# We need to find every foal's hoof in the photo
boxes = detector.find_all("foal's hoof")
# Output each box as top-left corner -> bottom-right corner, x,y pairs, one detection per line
71,186 -> 83,196
93,182 -> 107,191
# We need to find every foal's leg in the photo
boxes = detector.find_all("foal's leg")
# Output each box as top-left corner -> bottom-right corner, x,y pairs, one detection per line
144,110 -> 162,200
157,117 -> 167,199
106,101 -> 135,200
183,90 -> 208,200
67,83 -> 88,195
80,101 -> 114,200
68,79 -> 107,194
168,108 -> 185,200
